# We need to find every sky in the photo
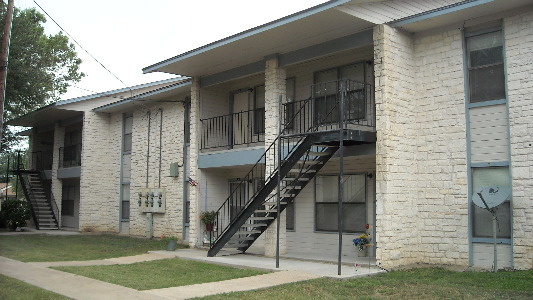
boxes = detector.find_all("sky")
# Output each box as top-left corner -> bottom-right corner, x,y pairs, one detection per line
14,0 -> 328,100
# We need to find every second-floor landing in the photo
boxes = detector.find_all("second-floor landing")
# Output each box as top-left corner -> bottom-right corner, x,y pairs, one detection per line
199,79 -> 376,169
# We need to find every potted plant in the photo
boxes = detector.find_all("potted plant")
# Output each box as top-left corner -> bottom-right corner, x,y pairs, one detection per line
199,210 -> 218,231
161,235 -> 179,251
352,233 -> 370,252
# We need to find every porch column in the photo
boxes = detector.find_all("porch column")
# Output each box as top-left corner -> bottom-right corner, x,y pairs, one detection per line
51,122 -> 64,227
263,56 -> 287,257
188,77 -> 201,247
373,24 -> 418,269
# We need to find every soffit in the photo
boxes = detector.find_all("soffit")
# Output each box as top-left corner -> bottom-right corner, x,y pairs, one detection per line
146,9 -> 374,77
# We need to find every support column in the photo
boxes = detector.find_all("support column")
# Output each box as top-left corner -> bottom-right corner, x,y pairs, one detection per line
51,123 -> 64,227
263,56 -> 287,257
188,77 -> 201,247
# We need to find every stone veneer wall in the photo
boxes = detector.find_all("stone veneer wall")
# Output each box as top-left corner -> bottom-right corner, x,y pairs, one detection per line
505,10 -> 533,270
51,124 -> 65,227
189,78 -> 201,247
263,57 -> 287,256
127,102 -> 185,238
373,24 -> 419,268
374,24 -> 469,269
79,112 -> 120,231
411,26 -> 468,266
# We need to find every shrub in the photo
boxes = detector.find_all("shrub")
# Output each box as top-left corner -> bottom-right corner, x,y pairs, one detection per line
0,199 -> 31,231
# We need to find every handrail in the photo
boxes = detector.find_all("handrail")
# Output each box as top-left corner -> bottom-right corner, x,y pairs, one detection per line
210,79 -> 374,246
200,109 -> 265,150
59,145 -> 81,168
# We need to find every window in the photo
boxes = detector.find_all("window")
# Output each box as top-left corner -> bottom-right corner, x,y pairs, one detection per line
471,167 -> 511,239
229,180 -> 248,221
315,174 -> 366,232
253,85 -> 265,134
121,114 -> 133,221
286,201 -> 295,231
61,185 -> 77,216
466,25 -> 505,103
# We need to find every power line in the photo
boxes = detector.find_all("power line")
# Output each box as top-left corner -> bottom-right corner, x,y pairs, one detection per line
33,0 -> 131,92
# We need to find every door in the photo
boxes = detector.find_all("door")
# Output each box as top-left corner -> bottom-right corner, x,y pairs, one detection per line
232,91 -> 250,147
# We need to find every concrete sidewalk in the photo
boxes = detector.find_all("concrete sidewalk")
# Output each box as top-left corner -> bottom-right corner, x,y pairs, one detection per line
0,248 -> 384,299
0,256 -> 168,300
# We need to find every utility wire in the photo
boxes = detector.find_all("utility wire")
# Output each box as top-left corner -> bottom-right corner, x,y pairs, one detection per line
33,0 -> 131,92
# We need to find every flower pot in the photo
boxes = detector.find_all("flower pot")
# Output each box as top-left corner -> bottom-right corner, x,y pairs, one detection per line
166,240 -> 178,251
205,223 -> 214,232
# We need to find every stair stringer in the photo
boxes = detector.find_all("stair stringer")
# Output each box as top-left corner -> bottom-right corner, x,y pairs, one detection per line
236,144 -> 339,254
207,134 -> 335,256
16,170 -> 59,230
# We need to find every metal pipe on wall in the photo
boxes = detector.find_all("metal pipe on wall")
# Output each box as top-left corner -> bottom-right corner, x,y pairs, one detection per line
158,108 -> 163,188
145,110 -> 153,238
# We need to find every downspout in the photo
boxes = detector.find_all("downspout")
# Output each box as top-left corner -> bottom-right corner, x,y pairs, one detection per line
146,110 -> 153,238
182,97 -> 191,241
158,108 -> 163,188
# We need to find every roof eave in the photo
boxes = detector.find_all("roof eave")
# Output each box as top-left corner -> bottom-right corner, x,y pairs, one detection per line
142,0 -> 351,74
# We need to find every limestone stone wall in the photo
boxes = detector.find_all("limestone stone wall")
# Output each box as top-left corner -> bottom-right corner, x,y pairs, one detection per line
189,78 -> 201,247
78,111 -> 120,232
51,124 -> 65,227
263,57 -> 287,256
126,101 -> 186,238
412,27 -> 468,266
505,10 -> 533,270
375,24 -> 469,269
373,24 -> 419,269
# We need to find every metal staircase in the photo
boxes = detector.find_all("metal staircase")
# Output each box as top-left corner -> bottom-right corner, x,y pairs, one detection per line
207,79 -> 376,257
15,170 -> 59,230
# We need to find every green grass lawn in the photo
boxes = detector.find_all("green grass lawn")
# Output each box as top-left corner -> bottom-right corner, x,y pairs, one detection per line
53,258 -> 267,290
0,234 -> 185,262
0,274 -> 71,300
199,268 -> 533,300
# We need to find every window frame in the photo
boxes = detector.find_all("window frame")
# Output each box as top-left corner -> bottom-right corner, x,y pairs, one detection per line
314,173 -> 367,233
120,113 -> 133,222
464,23 -> 507,108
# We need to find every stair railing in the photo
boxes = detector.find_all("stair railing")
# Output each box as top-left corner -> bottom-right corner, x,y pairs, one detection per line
39,171 -> 60,228
209,79 -> 373,246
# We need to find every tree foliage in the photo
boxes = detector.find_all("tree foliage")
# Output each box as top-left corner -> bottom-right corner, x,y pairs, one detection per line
0,199 -> 31,230
1,3 -> 84,150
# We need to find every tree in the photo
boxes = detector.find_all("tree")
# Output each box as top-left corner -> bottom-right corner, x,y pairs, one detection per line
0,3 -> 84,151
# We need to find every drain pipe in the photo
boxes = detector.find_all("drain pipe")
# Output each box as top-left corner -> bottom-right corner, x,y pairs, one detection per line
158,108 -> 163,188
146,110 -> 153,238
182,97 -> 191,241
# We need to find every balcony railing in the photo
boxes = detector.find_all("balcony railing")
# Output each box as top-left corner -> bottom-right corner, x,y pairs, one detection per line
282,80 -> 375,134
29,151 -> 53,171
199,80 -> 374,151
200,109 -> 264,150
59,145 -> 81,169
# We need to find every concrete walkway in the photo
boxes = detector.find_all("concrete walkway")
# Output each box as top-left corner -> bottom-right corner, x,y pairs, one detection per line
0,245 -> 384,299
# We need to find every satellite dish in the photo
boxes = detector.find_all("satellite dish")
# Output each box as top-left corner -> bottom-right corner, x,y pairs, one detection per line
472,186 -> 511,209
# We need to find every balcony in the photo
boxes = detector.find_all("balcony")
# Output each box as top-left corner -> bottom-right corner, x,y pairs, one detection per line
59,145 -> 81,169
200,80 -> 374,152
30,151 -> 53,171
200,109 -> 265,151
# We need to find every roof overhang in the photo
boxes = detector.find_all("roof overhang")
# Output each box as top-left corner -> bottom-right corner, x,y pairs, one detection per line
94,79 -> 192,113
143,0 -> 374,77
389,0 -> 533,32
6,104 -> 83,128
